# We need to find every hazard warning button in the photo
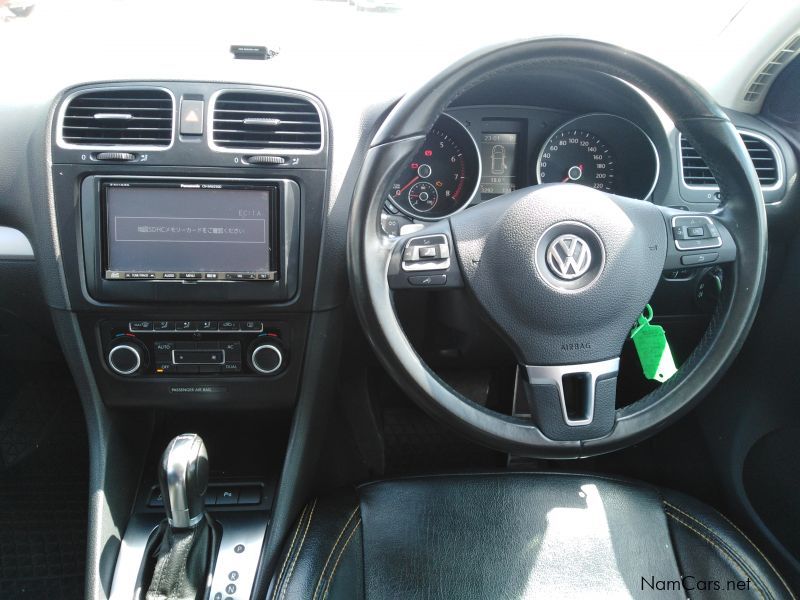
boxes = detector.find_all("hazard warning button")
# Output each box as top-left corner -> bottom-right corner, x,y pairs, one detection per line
180,99 -> 204,135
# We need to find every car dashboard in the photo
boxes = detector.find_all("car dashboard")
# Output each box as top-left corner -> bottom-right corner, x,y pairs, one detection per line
2,39 -> 800,600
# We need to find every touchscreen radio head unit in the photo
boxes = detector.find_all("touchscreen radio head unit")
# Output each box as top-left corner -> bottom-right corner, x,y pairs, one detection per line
102,180 -> 279,282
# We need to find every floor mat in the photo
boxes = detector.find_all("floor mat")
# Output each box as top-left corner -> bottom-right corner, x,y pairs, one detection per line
0,363 -> 88,599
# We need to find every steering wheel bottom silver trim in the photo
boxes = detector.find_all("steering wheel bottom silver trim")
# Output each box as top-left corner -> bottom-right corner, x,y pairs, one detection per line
526,358 -> 620,427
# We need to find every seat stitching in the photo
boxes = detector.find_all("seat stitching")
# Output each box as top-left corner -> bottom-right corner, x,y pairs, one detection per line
322,519 -> 362,600
271,502 -> 310,600
665,501 -> 786,599
716,509 -> 795,600
666,511 -> 766,600
280,498 -> 318,600
312,506 -> 360,600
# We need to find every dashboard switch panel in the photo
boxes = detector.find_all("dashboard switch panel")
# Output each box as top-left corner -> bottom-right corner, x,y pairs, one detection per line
101,319 -> 287,378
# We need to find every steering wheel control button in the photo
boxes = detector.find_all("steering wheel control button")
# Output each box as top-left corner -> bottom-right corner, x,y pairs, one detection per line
408,274 -> 447,286
401,234 -> 451,272
534,222 -> 605,291
681,252 -> 719,266
671,215 -> 722,251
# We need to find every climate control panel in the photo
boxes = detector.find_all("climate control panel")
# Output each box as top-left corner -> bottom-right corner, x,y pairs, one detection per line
101,319 -> 288,378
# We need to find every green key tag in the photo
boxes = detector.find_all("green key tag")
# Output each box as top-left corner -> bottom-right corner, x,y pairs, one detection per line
630,305 -> 678,383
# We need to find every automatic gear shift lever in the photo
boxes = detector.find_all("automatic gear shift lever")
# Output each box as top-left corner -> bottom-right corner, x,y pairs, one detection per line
142,434 -> 215,600
158,433 -> 209,529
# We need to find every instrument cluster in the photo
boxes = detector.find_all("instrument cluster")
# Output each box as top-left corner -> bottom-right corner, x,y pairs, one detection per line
384,110 -> 659,224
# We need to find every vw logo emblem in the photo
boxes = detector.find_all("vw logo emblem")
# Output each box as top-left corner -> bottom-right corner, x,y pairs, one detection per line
546,234 -> 593,280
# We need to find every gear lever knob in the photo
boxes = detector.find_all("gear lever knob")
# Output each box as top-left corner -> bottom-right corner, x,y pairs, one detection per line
158,433 -> 209,529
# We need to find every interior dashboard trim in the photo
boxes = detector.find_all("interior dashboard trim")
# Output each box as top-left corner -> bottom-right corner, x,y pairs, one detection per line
385,113 -> 482,221
54,85 -> 177,152
0,226 -> 34,259
678,128 -> 785,194
206,86 -> 328,156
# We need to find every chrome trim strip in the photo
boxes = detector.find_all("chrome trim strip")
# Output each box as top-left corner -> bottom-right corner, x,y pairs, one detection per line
251,344 -> 283,374
55,85 -> 176,151
0,226 -> 34,259
525,357 -> 620,427
107,345 -> 141,375
535,112 -> 661,201
207,87 -> 327,155
93,113 -> 133,120
387,113 -> 483,221
678,129 -> 784,192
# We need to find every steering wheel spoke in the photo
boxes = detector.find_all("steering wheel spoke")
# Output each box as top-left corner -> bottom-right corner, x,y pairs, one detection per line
657,206 -> 737,271
515,358 -> 620,441
387,223 -> 464,290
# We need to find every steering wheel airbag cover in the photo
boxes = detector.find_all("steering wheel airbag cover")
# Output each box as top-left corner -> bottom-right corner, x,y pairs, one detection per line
450,183 -> 667,365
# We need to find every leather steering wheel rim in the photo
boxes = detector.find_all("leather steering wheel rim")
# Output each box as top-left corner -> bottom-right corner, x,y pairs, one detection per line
347,37 -> 767,458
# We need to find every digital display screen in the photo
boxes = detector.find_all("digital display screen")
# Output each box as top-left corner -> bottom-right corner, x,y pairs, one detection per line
479,133 -> 518,198
104,185 -> 274,280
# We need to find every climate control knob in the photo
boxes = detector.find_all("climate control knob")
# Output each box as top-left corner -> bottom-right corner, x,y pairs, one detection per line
248,338 -> 285,375
107,338 -> 146,376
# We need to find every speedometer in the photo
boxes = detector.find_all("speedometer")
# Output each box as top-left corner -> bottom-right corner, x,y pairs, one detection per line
537,130 -> 615,192
386,114 -> 480,220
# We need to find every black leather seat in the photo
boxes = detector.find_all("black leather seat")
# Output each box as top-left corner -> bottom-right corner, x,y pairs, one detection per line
268,473 -> 793,600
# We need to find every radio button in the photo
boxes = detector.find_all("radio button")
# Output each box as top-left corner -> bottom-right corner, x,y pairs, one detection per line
221,342 -> 242,361
173,350 -> 224,364
240,320 -> 262,332
199,320 -> 218,331
130,321 -> 154,332
219,320 -> 239,331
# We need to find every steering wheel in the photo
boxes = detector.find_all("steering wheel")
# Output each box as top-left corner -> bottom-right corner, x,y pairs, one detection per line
347,38 -> 767,458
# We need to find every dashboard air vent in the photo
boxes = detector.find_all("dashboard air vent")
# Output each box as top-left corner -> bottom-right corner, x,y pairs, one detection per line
680,132 -> 779,187
61,88 -> 173,148
743,34 -> 800,103
211,91 -> 322,151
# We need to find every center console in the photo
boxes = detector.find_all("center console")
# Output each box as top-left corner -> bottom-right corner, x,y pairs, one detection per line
45,80 -> 335,598
49,80 -> 330,409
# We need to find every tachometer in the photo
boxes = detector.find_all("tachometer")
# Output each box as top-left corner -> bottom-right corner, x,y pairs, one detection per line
537,130 -> 615,192
386,114 -> 480,220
